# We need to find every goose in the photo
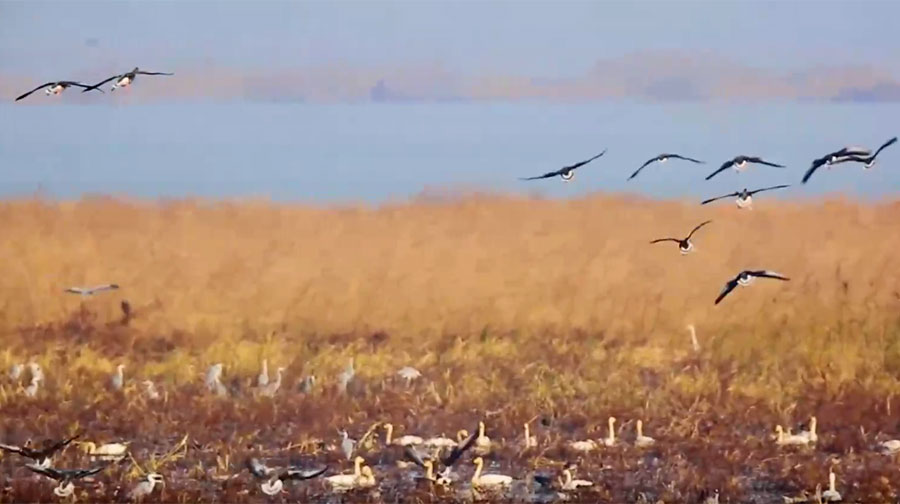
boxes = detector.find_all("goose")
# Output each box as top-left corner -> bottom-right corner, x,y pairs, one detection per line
705,155 -> 784,180
78,441 -> 129,461
25,463 -> 107,498
520,150 -> 607,182
82,67 -> 174,93
649,220 -> 711,255
797,416 -> 817,443
715,270 -> 789,305
141,380 -> 160,401
602,417 -> 617,446
568,438 -> 597,452
522,422 -> 537,449
474,421 -> 492,455
258,367 -> 284,397
128,472 -> 164,501
821,470 -> 842,502
324,456 -> 364,492
15,81 -> 102,101
629,153 -> 704,180
634,420 -> 656,447
471,456 -> 513,490
404,427 -> 478,486
878,439 -> 900,454
259,465 -> 329,496
257,359 -> 269,387
560,468 -> 593,491
397,366 -> 422,385
111,364 -> 125,391
774,425 -> 810,446
0,433 -> 79,465
384,423 -> 423,446
829,136 -> 897,170
64,284 -> 119,297
701,184 -> 790,209
339,430 -> 356,461
802,145 -> 872,183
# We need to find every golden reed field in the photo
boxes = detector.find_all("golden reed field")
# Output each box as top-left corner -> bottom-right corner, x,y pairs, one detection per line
1,194 -> 900,503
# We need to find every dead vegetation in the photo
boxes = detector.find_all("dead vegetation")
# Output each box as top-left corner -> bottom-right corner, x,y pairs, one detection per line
1,194 -> 899,502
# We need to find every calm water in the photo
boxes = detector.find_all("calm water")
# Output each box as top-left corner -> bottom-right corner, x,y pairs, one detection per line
1,101 -> 898,202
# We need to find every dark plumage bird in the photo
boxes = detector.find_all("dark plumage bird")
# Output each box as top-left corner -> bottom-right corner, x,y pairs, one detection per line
701,184 -> 790,209
705,155 -> 784,180
828,136 -> 897,170
404,425 -> 479,485
715,270 -> 789,305
649,220 -> 712,255
801,146 -> 872,183
82,67 -> 174,93
0,434 -> 80,464
519,150 -> 606,182
25,463 -> 108,498
15,81 -> 103,101
628,153 -> 704,180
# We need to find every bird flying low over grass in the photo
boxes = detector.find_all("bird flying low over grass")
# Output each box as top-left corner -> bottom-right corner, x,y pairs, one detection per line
64,284 -> 119,296
519,150 -> 606,182
801,145 -> 872,183
715,270 -> 789,305
705,155 -> 784,180
628,153 -> 704,180
649,220 -> 712,255
826,136 -> 897,171
701,184 -> 790,209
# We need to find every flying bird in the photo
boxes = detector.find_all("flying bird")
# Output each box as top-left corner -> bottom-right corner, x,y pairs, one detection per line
25,463 -> 108,498
705,155 -> 784,180
628,153 -> 704,180
82,67 -> 173,93
801,145 -> 872,183
519,150 -> 606,182
0,434 -> 80,465
701,184 -> 790,209
15,81 -> 103,101
829,136 -> 897,170
260,466 -> 329,496
715,270 -> 789,305
649,220 -> 712,255
64,284 -> 119,296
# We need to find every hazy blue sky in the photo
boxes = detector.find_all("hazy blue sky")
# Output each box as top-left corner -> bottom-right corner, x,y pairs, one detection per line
2,1 -> 899,77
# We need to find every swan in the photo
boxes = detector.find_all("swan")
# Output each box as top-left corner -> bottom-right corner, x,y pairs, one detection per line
471,456 -> 512,489
324,456 -> 364,492
775,425 -> 810,446
257,359 -> 269,387
384,423 -> 423,446
522,422 -> 537,449
602,417 -> 617,446
635,420 -> 656,447
258,367 -> 284,397
797,416 -> 817,443
568,439 -> 597,452
560,468 -> 592,490
821,470 -> 841,502
474,421 -> 491,455
78,441 -> 129,461
111,364 -> 125,391
878,439 -> 900,454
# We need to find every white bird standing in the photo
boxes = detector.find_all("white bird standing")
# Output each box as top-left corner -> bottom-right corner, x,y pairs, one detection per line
257,359 -> 269,388
259,367 -> 284,397
774,425 -> 811,446
474,421 -> 492,455
205,363 -> 227,397
129,472 -> 164,501
821,469 -> 842,502
111,364 -> 125,391
397,366 -> 421,385
9,363 -> 23,382
635,420 -> 656,447
797,416 -> 817,443
384,423 -> 423,446
337,359 -> 355,394
602,417 -> 617,446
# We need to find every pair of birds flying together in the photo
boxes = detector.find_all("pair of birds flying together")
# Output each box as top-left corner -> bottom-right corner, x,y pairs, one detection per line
14,67 -> 173,101
802,137 -> 898,183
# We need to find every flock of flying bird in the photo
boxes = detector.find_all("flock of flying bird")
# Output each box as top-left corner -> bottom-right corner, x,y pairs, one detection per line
519,136 -> 896,305
8,69 -> 899,502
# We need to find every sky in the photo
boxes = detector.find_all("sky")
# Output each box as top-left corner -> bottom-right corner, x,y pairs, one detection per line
2,1 -> 900,102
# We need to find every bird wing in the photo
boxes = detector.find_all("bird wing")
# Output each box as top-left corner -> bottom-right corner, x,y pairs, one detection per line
748,184 -> 790,196
519,170 -> 560,181
72,465 -> 108,479
686,220 -> 712,239
801,160 -> 826,184
872,136 -> 898,158
745,157 -> 785,168
628,157 -> 657,180
700,191 -> 739,205
705,160 -> 734,180
560,149 -> 607,171
749,270 -> 790,281
25,463 -> 63,480
649,238 -> 680,245
134,71 -> 174,76
280,465 -> 328,481
714,278 -> 740,305
669,154 -> 704,164
0,443 -> 26,456
15,83 -> 55,101
38,433 -> 80,458
442,428 -> 478,467
81,75 -> 121,92
403,445 -> 427,469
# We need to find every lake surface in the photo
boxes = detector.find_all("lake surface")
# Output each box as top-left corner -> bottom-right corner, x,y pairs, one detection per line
1,101 -> 898,202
